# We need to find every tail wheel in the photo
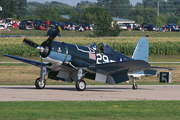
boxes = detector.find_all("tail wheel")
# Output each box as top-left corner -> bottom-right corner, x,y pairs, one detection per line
35,77 -> 46,89
76,80 -> 86,91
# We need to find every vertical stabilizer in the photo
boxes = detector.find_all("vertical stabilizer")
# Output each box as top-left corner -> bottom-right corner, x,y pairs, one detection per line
132,37 -> 149,62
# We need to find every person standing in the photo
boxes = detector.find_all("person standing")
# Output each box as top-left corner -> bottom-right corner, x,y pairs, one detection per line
4,22 -> 7,31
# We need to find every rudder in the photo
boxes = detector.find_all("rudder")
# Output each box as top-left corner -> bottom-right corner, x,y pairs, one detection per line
132,37 -> 149,62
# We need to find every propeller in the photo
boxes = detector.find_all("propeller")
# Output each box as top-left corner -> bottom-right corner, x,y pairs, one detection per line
21,26 -> 61,79
22,37 -> 39,48
22,26 -> 61,53
22,37 -> 44,52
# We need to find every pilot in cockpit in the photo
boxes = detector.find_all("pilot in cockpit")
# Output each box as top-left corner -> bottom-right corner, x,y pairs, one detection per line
98,45 -> 104,53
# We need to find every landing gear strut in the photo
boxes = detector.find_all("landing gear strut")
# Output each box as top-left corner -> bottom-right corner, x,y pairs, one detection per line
35,67 -> 47,89
130,77 -> 138,90
75,69 -> 87,91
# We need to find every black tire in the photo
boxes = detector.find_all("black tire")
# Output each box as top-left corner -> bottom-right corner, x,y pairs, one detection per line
35,77 -> 46,89
132,84 -> 138,90
76,80 -> 86,91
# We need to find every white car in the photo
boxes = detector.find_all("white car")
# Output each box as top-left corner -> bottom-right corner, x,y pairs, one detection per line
0,22 -> 5,26
0,25 -> 5,30
119,24 -> 127,30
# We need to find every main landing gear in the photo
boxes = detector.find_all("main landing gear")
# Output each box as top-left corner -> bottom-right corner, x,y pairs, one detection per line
130,77 -> 138,90
76,80 -> 86,91
35,77 -> 46,89
35,67 -> 47,89
75,69 -> 87,91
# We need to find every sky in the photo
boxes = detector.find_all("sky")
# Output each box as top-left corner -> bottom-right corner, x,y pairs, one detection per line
27,0 -> 142,6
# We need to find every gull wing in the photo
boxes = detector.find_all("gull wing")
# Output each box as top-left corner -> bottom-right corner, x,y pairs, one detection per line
87,60 -> 150,75
4,54 -> 48,67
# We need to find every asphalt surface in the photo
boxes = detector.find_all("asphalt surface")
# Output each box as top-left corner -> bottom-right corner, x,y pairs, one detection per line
0,85 -> 180,101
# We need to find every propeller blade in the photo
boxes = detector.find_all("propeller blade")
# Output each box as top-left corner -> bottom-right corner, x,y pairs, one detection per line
22,37 -> 39,48
42,26 -> 61,47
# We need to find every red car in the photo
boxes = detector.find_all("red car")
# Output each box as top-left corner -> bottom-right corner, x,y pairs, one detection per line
35,21 -> 48,31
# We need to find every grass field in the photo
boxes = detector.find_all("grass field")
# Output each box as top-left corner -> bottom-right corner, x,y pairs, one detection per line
1,27 -> 180,37
0,101 -> 180,120
1,36 -> 180,45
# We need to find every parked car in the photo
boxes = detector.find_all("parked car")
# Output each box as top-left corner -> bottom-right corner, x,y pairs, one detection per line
64,22 -> 79,30
0,22 -> 5,26
119,24 -> 127,30
0,25 -> 5,30
33,20 -> 43,28
142,23 -> 159,31
50,20 -> 59,27
35,21 -> 48,30
4,18 -> 13,27
57,22 -> 66,30
19,20 -> 33,30
163,23 -> 180,32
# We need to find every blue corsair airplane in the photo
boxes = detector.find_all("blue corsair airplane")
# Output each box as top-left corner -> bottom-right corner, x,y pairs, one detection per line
4,27 -> 173,91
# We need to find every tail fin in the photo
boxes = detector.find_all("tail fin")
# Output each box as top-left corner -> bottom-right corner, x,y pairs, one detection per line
132,37 -> 149,62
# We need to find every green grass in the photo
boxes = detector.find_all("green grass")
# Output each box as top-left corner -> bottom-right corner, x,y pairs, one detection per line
1,27 -> 93,37
0,101 -> 180,120
121,30 -> 180,37
1,27 -> 180,37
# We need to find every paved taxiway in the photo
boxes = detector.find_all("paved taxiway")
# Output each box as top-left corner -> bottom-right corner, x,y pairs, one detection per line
0,85 -> 180,101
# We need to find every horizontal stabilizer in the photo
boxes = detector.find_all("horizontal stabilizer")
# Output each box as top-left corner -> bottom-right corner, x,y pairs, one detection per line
4,54 -> 48,67
150,66 -> 176,71
128,70 -> 158,78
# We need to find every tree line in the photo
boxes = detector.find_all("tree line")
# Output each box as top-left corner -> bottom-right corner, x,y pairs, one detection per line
1,0 -> 180,27
1,0 -> 180,36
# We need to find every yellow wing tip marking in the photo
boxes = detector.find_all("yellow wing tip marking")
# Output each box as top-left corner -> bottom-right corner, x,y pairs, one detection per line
21,37 -> 25,42
58,26 -> 62,31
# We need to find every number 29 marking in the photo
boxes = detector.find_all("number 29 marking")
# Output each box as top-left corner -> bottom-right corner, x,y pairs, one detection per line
96,53 -> 109,64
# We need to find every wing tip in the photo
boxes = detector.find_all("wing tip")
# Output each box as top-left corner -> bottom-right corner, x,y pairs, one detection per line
21,37 -> 25,42
58,26 -> 61,32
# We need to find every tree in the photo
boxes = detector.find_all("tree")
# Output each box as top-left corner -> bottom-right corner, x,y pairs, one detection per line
15,0 -> 27,17
135,15 -> 144,24
93,10 -> 121,36
97,0 -> 132,18
27,1 -> 75,17
0,0 -> 18,18
36,6 -> 64,21
69,6 -> 105,24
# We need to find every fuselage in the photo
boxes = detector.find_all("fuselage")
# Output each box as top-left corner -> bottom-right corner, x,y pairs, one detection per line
42,41 -> 133,68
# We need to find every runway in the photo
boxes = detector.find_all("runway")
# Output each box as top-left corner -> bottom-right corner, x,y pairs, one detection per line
0,85 -> 180,101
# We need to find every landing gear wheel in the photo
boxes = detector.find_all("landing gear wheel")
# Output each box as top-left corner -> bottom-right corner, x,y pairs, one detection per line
35,77 -> 46,89
132,84 -> 138,90
76,80 -> 86,91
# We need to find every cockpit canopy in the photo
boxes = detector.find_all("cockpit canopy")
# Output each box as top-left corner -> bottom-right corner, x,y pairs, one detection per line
87,42 -> 113,54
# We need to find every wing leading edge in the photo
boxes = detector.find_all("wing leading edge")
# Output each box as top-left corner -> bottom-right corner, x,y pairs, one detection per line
4,54 -> 48,67
87,60 -> 150,75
